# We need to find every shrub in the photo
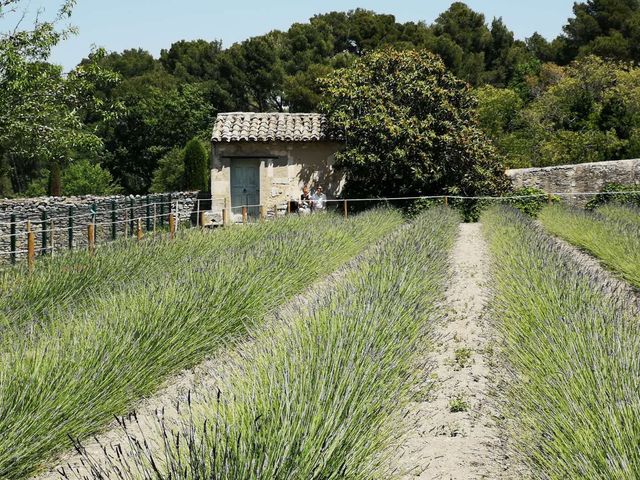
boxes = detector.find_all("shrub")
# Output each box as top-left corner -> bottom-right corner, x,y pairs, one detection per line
62,159 -> 122,196
586,182 -> 640,209
150,146 -> 185,193
507,187 -> 558,217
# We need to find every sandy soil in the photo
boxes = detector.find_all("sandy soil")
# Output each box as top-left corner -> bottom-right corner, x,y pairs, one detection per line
395,223 -> 511,480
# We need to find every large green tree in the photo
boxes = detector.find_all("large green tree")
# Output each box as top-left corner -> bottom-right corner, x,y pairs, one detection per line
0,0 -> 120,196
320,49 -> 509,200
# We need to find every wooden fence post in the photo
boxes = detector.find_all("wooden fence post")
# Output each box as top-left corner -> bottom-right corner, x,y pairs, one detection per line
137,218 -> 143,241
88,223 -> 95,254
9,214 -> 16,265
242,206 -> 248,224
343,199 -> 348,219
169,213 -> 175,240
259,205 -> 266,222
27,221 -> 35,271
444,196 -> 449,207
199,210 -> 205,229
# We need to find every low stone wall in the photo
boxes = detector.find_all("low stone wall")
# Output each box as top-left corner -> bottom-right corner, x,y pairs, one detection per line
506,159 -> 640,206
0,192 -> 198,263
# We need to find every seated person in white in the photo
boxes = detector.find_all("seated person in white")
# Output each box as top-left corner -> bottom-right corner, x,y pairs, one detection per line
311,186 -> 327,211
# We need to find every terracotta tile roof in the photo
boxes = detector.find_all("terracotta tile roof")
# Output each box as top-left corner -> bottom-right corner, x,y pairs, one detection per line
211,112 -> 334,143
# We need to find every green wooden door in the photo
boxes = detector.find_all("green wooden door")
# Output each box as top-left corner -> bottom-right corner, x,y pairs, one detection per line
230,159 -> 260,217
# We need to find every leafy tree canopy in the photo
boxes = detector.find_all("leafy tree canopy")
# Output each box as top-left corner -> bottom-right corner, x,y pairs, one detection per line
320,49 -> 509,200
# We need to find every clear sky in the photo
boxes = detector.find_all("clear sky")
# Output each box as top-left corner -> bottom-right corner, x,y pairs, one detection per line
6,1 -> 577,70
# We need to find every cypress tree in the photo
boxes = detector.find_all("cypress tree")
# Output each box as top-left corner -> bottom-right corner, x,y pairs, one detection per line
183,138 -> 209,192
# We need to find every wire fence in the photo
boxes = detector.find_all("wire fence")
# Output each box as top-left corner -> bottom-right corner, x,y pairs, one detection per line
2,190 -> 639,270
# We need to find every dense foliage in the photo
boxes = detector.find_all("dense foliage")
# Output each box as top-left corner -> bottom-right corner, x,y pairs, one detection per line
6,0 -> 640,195
321,49 -> 509,200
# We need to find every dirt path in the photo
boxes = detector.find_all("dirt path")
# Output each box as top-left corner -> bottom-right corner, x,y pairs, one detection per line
396,223 -> 509,479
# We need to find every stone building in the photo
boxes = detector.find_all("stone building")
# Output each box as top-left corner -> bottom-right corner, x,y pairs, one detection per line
210,112 -> 344,219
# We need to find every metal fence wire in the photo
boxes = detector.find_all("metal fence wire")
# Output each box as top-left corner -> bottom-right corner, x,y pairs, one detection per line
1,190 -> 639,269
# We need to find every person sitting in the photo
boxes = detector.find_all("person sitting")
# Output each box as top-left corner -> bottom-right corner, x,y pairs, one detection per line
311,186 -> 327,211
301,185 -> 311,207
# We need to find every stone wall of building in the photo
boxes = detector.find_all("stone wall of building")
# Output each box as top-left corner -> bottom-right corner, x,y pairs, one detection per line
0,192 -> 198,263
506,159 -> 640,206
211,140 -> 344,221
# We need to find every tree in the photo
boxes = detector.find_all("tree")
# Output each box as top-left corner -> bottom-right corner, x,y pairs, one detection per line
48,161 -> 62,196
160,40 -> 223,82
320,49 -> 509,201
554,0 -> 640,63
0,0 -> 120,194
150,146 -> 185,193
182,138 -> 209,191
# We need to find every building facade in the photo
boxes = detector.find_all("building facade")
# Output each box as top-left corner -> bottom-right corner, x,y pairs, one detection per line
211,112 -> 344,219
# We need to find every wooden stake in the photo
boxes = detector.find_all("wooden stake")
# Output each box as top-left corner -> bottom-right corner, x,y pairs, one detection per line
27,221 -> 35,271
242,206 -> 248,224
169,213 -> 175,240
199,210 -> 205,229
222,208 -> 228,226
259,205 -> 266,221
444,196 -> 449,207
343,199 -> 348,219
137,218 -> 143,241
88,223 -> 95,254
273,205 -> 278,218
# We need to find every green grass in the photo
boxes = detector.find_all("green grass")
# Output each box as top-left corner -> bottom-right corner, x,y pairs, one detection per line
0,210 -> 403,479
539,204 -> 640,288
69,207 -> 460,479
596,203 -> 640,229
484,206 -> 640,479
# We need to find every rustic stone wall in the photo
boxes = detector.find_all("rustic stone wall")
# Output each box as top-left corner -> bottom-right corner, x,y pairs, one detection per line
0,192 -> 198,263
506,159 -> 640,206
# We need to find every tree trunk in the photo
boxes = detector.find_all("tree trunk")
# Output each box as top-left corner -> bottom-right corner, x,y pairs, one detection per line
48,161 -> 62,196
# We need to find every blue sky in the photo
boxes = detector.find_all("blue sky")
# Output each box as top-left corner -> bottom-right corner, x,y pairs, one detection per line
5,1 -> 576,70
